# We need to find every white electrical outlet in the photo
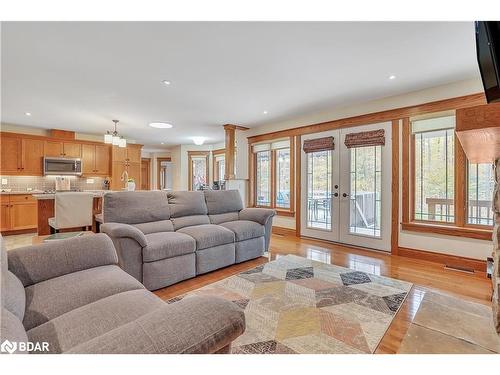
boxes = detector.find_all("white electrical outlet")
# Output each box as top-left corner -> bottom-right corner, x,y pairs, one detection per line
86,179 -> 94,184
1,178 -> 7,185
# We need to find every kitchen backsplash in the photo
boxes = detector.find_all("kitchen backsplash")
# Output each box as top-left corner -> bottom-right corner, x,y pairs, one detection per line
0,176 -> 107,192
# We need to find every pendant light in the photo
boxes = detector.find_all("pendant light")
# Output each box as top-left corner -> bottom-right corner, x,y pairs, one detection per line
104,119 -> 127,147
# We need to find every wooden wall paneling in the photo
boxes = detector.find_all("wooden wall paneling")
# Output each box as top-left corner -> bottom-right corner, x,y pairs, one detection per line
401,118 -> 410,224
391,120 -> 400,255
247,93 -> 486,143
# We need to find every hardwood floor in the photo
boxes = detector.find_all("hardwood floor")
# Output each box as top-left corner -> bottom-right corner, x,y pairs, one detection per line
154,232 -> 493,354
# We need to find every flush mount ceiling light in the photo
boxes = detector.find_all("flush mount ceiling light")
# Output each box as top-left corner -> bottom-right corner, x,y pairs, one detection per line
149,122 -> 173,129
389,75 -> 397,80
263,110 -> 268,114
25,112 -> 32,116
192,137 -> 206,146
104,119 -> 127,148
162,80 -> 171,85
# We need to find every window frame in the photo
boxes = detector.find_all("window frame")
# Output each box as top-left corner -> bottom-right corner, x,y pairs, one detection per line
250,136 -> 295,216
401,116 -> 492,240
188,150 -> 210,191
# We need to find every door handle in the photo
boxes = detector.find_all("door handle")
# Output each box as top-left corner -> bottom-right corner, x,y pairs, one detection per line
342,193 -> 349,198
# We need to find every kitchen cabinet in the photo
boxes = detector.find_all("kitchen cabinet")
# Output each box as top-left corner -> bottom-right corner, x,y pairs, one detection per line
110,161 -> 141,190
0,194 -> 37,233
0,134 -> 43,175
112,144 -> 142,163
82,144 -> 110,176
44,140 -> 81,158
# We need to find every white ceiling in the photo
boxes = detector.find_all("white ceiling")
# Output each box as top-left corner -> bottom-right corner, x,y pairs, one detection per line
1,22 -> 480,148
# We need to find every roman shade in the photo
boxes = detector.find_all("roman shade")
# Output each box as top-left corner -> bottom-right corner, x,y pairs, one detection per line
344,129 -> 385,148
302,136 -> 335,153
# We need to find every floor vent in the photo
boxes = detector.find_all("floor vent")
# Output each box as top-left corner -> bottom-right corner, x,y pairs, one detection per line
444,264 -> 474,274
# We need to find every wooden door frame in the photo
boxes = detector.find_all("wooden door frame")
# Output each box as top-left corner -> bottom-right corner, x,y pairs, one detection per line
141,158 -> 151,190
156,157 -> 172,190
187,151 -> 210,190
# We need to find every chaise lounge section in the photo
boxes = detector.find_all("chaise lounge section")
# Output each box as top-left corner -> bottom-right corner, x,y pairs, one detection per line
101,190 -> 275,290
0,234 -> 245,354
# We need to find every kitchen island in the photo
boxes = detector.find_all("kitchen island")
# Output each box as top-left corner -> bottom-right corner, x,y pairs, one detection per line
32,191 -> 108,235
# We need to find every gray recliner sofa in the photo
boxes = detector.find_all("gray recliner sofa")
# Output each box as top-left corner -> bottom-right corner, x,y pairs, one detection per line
0,234 -> 245,354
101,190 -> 275,290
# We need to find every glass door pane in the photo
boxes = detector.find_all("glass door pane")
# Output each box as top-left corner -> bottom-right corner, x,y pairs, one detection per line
306,150 -> 333,230
349,146 -> 382,237
256,150 -> 271,206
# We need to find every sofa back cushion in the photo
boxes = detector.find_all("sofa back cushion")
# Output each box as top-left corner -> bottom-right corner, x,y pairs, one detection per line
204,190 -> 243,215
103,191 -> 170,224
171,215 -> 210,231
167,191 -> 208,217
132,220 -> 174,234
209,212 -> 240,225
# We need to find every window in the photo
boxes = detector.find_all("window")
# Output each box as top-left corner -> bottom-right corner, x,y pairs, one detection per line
252,137 -> 295,213
188,151 -> 209,191
467,162 -> 495,226
413,124 -> 455,223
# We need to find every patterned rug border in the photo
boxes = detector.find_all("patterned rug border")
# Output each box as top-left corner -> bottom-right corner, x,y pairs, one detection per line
167,255 -> 413,354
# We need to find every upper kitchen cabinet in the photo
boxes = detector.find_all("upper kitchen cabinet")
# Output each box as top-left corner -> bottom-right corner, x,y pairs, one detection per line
44,140 -> 82,158
0,134 -> 43,175
112,144 -> 142,163
82,143 -> 110,176
456,102 -> 500,164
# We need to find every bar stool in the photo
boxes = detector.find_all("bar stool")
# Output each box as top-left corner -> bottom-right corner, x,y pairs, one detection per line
48,192 -> 93,234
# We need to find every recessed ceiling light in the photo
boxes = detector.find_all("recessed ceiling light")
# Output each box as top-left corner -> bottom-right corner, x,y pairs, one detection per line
263,110 -> 268,114
161,142 -> 165,145
162,80 -> 171,85
192,137 -> 206,146
149,122 -> 173,129
389,75 -> 397,80
25,112 -> 32,116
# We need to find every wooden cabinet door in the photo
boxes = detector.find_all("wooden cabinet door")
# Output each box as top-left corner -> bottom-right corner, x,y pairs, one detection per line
81,144 -> 96,174
10,201 -> 37,230
127,162 -> 141,188
63,142 -> 81,158
44,140 -> 64,157
112,147 -> 128,162
0,202 -> 11,231
94,144 -> 110,175
126,145 -> 142,163
22,138 -> 44,175
0,136 -> 21,174
111,161 -> 126,190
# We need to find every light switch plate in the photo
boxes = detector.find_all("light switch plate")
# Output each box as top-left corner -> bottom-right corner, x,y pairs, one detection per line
86,179 -> 94,184
1,178 -> 7,185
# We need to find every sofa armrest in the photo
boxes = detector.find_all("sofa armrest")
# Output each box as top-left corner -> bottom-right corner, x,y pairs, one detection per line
239,207 -> 276,225
66,296 -> 245,354
100,222 -> 147,248
7,234 -> 118,287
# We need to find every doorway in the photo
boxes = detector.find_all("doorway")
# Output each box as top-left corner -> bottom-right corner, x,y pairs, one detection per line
300,122 -> 392,252
141,158 -> 151,190
156,157 -> 172,190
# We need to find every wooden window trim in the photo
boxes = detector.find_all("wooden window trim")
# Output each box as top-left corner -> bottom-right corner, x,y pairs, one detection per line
188,151 -> 209,191
401,115 -> 493,241
250,137 -> 295,215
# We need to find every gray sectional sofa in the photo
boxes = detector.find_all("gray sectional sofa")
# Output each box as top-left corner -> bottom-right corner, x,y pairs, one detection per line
101,190 -> 275,290
0,234 -> 245,354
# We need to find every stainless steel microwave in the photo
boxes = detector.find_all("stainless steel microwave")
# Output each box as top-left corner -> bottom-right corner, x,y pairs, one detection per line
43,157 -> 83,176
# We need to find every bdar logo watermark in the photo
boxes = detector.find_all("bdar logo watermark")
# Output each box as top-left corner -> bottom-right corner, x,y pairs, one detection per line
1,340 -> 49,354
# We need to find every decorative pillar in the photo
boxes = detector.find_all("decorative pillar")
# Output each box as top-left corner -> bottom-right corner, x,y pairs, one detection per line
223,124 -> 248,180
494,157 -> 500,334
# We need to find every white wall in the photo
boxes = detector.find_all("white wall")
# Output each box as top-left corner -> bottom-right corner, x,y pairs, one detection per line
237,78 -> 492,259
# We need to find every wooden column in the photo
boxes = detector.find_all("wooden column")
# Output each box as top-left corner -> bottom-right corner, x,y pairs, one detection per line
223,124 -> 248,180
494,157 -> 500,334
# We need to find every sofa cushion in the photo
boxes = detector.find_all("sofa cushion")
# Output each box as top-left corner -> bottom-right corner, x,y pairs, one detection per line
167,191 -> 207,217
1,308 -> 29,353
171,215 -> 210,231
209,212 -> 239,225
133,220 -> 174,234
4,271 -> 26,321
23,265 -> 144,331
103,191 -> 170,224
178,224 -> 235,250
220,220 -> 265,241
203,190 -> 243,215
143,232 -> 196,262
27,289 -> 164,354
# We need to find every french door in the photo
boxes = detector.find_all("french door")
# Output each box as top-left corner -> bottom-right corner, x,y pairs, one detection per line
300,122 -> 392,252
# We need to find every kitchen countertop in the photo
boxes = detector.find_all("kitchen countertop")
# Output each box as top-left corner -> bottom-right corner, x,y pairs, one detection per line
1,190 -> 44,195
32,190 -> 110,199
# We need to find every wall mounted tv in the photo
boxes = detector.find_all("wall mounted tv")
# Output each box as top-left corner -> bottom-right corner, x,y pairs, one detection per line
476,21 -> 500,103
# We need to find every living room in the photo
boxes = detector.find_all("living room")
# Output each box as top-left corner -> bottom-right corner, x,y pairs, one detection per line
1,1 -> 500,373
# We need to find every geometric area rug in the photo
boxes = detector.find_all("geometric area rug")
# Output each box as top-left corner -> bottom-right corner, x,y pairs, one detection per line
167,254 -> 412,354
